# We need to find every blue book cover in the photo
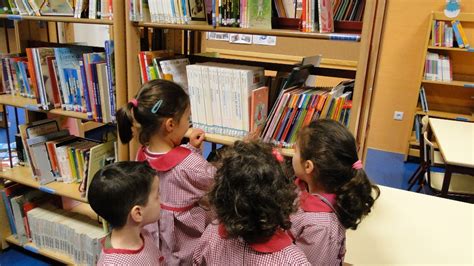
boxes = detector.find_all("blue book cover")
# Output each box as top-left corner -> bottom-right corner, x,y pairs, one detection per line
18,61 -> 32,98
1,190 -> 17,234
63,68 -> 75,111
54,47 -> 94,111
79,60 -> 93,119
104,40 -> 116,122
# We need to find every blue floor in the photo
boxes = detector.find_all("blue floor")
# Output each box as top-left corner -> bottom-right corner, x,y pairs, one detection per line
0,247 -> 57,265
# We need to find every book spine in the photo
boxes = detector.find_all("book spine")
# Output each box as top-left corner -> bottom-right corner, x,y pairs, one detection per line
79,60 -> 93,119
91,64 -> 103,122
105,40 -> 116,122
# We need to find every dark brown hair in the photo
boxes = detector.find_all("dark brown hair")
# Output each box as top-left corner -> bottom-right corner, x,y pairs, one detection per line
297,119 -> 380,230
116,79 -> 190,145
88,161 -> 157,228
209,141 -> 297,244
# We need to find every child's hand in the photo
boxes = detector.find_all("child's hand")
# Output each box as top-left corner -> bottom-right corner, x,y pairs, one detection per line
189,128 -> 205,148
243,125 -> 263,142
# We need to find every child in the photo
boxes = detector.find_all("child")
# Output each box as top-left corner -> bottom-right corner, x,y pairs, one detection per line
87,161 -> 163,265
117,79 -> 216,265
290,119 -> 380,265
193,141 -> 311,265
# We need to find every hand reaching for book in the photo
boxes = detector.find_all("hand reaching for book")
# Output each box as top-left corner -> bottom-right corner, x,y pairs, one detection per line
189,128 -> 205,149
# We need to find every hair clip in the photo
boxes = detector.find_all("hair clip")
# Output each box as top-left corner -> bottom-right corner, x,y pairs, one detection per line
129,98 -> 138,108
352,160 -> 363,170
151,99 -> 163,114
272,149 -> 284,163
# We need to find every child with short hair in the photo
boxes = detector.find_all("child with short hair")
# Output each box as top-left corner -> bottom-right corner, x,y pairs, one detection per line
87,161 -> 163,265
290,119 -> 380,265
117,79 -> 216,265
193,141 -> 310,265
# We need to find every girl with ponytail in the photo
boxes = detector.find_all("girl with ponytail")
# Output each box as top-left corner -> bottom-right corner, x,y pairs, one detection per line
290,119 -> 380,265
116,79 -> 216,265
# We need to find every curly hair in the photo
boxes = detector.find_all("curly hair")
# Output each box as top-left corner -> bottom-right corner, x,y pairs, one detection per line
297,119 -> 380,230
116,79 -> 190,145
209,141 -> 297,244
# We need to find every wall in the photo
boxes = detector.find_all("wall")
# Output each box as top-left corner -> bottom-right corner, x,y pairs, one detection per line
366,0 -> 474,154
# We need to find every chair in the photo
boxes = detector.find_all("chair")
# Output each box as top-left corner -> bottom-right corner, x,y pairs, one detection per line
408,116 -> 474,199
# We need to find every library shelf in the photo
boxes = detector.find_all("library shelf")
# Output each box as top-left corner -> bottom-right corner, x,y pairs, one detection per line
0,94 -> 90,120
421,79 -> 474,88
185,130 -> 295,157
415,108 -> 473,122
5,235 -> 74,265
427,46 -> 474,52
0,14 -> 113,25
0,166 -> 86,203
135,21 -> 361,41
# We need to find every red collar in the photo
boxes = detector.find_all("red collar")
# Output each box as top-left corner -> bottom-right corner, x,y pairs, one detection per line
137,146 -> 192,171
218,224 -> 292,253
101,233 -> 145,254
295,177 -> 336,213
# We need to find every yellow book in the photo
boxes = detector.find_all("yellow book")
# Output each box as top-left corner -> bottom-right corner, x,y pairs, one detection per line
452,20 -> 470,48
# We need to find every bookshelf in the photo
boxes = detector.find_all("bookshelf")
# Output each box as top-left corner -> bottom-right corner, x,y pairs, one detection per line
125,0 -> 386,159
0,1 -> 127,263
405,11 -> 474,159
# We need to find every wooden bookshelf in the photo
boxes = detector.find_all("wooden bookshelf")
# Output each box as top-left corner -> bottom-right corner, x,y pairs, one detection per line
0,14 -> 113,25
0,166 -> 86,203
427,46 -> 474,52
421,79 -> 474,87
0,94 -> 91,120
5,235 -> 74,265
136,21 -> 361,41
415,108 -> 473,121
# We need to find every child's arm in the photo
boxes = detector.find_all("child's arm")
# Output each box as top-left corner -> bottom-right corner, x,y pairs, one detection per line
189,128 -> 205,149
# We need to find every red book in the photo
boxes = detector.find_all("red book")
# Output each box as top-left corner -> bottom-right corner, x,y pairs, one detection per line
46,56 -> 61,108
25,48 -> 40,103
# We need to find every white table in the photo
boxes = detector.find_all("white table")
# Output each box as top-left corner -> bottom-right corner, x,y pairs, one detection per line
429,118 -> 474,196
345,186 -> 473,265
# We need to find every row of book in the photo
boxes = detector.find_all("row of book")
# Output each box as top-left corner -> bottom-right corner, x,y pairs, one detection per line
187,62 -> 266,137
0,41 -> 117,123
301,0 -> 333,33
1,183 -> 105,264
137,50 -> 190,90
0,0 -> 113,19
19,119 -> 115,187
333,0 -> 365,22
424,52 -> 452,82
431,20 -> 470,48
262,81 -> 353,147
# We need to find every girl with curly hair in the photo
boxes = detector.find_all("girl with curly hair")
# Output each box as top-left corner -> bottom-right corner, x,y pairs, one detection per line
290,119 -> 380,265
193,141 -> 310,265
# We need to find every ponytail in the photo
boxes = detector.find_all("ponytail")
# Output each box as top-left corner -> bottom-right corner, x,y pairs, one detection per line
116,102 -> 135,144
335,169 -> 380,230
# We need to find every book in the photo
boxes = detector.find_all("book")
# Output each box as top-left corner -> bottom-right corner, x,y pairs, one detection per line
158,57 -> 190,93
318,0 -> 334,33
40,0 -> 74,16
247,0 -> 272,29
85,141 -> 115,198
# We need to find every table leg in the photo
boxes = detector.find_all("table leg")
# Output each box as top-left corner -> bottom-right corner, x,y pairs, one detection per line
441,165 -> 453,197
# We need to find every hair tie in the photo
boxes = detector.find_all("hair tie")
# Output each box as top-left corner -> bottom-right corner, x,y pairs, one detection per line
129,98 -> 138,108
151,99 -> 163,114
272,149 -> 284,163
352,160 -> 363,170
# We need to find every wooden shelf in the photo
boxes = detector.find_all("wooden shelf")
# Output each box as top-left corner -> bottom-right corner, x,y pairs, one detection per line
135,21 -> 361,41
6,235 -> 74,265
0,166 -> 87,203
427,46 -> 474,52
0,94 -> 90,120
186,129 -> 295,157
0,14 -> 113,25
421,79 -> 474,87
415,108 -> 473,122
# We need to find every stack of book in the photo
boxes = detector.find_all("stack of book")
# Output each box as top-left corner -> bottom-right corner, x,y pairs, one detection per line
451,20 -> 470,48
300,0 -> 334,33
424,52 -> 452,81
0,41 -> 117,123
18,119 -> 115,186
0,0 -> 113,19
262,81 -> 353,148
431,20 -> 454,47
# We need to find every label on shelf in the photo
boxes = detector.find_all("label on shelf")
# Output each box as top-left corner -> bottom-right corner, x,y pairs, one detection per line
24,104 -> 42,111
24,245 -> 39,254
467,48 -> 474,52
39,186 -> 56,194
455,117 -> 469,121
463,84 -> 474,88
6,15 -> 23,21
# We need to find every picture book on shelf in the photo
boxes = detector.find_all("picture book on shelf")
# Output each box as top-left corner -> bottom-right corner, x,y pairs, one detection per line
40,0 -> 75,16
247,0 -> 272,29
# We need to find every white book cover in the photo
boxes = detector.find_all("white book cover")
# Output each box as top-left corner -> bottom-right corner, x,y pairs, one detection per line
217,67 -> 234,136
89,0 -> 97,18
239,66 -> 265,134
208,65 -> 223,134
159,58 -> 190,93
199,65 -> 215,133
185,65 -> 201,130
